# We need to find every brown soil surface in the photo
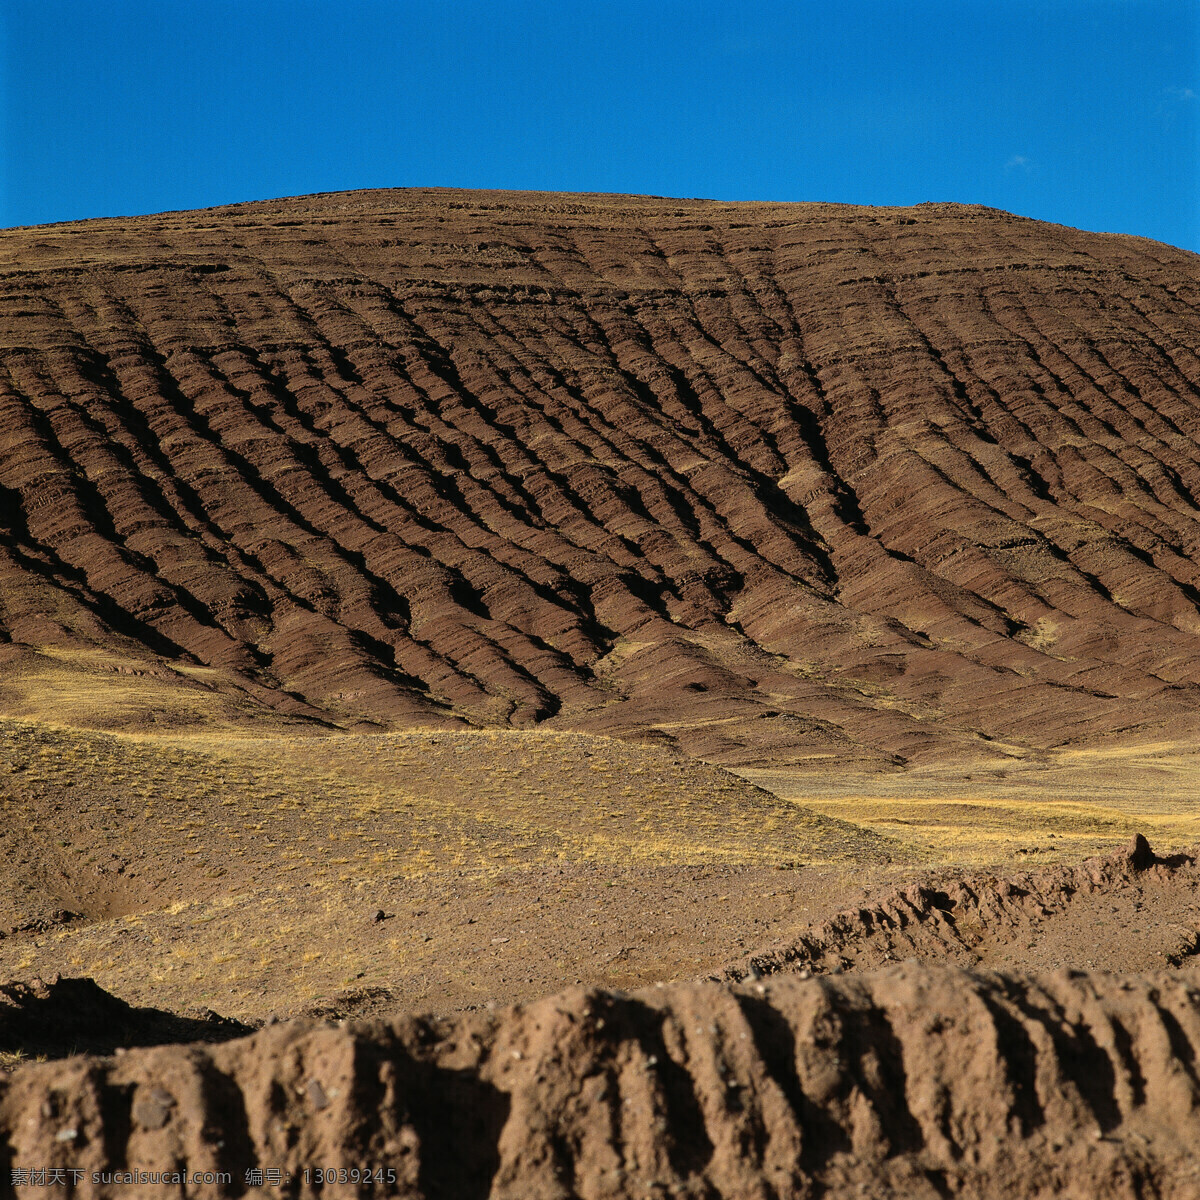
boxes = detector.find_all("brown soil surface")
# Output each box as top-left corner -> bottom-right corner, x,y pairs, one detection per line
0,720 -> 902,1021
0,860 -> 883,1028
4,960 -> 1200,1198
721,835 -> 1200,982
1,190 -> 1199,767
2,842 -> 1200,1196
6,719 -> 1196,1027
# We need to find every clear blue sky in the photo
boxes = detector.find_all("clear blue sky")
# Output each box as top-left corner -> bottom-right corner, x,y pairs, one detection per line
2,1 -> 1197,250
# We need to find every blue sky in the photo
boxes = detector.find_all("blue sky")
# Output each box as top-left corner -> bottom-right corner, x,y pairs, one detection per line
2,1 -> 1197,250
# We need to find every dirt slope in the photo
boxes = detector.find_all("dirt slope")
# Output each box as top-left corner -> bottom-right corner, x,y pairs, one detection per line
4,963 -> 1200,1199
2,190 -> 1199,764
0,720 -> 907,1022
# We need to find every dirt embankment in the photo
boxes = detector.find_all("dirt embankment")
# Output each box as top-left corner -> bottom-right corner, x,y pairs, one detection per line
2,840 -> 1200,1197
721,834 -> 1200,982
2,962 -> 1200,1199
2,190 -> 1200,765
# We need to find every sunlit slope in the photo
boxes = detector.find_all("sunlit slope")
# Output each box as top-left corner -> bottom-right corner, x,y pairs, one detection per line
0,721 -> 901,1013
0,644 -> 332,732
6,716 -> 1198,1017
1,190 -> 1199,765
745,745 -> 1200,865
0,722 -> 894,917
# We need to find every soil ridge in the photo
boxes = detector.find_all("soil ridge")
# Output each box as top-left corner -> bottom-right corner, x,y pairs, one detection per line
719,834 -> 1200,981
3,961 -> 1200,1198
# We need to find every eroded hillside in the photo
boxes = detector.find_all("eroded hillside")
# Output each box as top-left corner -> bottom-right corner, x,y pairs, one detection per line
2,190 -> 1199,766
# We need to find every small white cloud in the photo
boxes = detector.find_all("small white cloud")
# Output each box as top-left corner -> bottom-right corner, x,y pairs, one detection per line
1004,155 -> 1032,173
1166,86 -> 1197,101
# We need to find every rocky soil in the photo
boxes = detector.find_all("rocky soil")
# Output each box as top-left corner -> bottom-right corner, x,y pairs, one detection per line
1,190 -> 1199,765
720,834 -> 1200,981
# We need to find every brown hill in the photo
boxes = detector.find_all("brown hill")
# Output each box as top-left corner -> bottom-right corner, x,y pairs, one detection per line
1,189 -> 1199,766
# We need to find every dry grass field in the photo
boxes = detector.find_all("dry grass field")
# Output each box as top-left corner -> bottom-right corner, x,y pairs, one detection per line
744,745 -> 1200,867
0,643 -> 322,733
0,710 -> 907,1019
3,687 -> 1196,1023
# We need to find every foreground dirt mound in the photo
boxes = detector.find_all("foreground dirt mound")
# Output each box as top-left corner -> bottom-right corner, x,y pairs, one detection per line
722,834 -> 1200,982
0,976 -> 250,1066
3,964 -> 1200,1198
2,190 -> 1199,764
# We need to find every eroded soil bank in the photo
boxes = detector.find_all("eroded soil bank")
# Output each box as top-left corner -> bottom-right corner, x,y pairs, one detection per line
3,961 -> 1199,1199
3,839 -> 1200,1199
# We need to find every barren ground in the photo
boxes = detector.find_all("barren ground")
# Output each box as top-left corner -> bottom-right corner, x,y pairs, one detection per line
2,189 -> 1200,1195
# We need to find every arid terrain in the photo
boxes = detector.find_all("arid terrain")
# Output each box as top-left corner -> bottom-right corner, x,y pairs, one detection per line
1,188 -> 1200,1195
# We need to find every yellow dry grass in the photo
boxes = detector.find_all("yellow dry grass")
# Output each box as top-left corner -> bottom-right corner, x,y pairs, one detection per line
1,720 -> 898,875
743,746 -> 1200,867
0,716 -> 903,1015
0,645 -> 310,733
6,648 -> 1200,1018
